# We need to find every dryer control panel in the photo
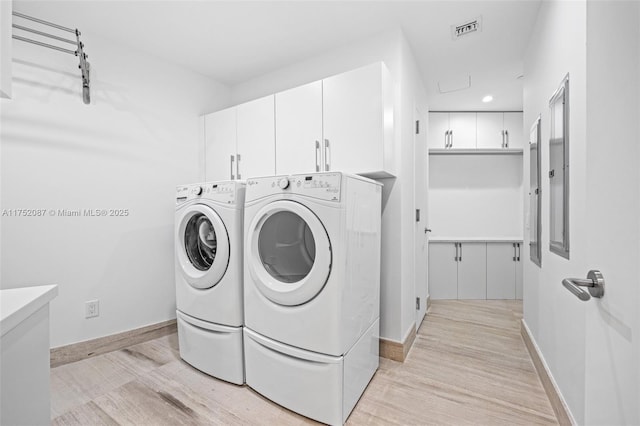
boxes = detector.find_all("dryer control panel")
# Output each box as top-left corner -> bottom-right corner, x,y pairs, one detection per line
246,173 -> 342,203
176,181 -> 244,205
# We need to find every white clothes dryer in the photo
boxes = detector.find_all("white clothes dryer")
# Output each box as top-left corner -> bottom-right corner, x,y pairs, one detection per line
175,181 -> 245,385
243,172 -> 382,424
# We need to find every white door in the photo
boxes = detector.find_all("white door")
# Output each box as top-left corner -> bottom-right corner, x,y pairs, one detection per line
476,112 -> 505,149
428,243 -> 457,299
457,242 -> 487,299
486,243 -> 516,299
427,112 -> 449,149
503,112 -> 524,149
204,107 -> 236,181
448,113 -> 476,149
176,204 -> 230,289
236,95 -> 275,180
245,200 -> 332,306
275,81 -> 323,175
323,63 -> 384,174
414,109 -> 428,327
580,4 -> 638,423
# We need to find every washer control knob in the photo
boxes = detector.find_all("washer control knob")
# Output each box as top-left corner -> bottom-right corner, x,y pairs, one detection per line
192,186 -> 203,196
278,177 -> 290,190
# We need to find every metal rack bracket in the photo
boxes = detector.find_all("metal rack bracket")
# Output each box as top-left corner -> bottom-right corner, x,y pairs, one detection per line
12,11 -> 91,104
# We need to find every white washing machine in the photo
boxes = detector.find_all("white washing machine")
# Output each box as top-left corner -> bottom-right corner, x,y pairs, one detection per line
243,172 -> 382,425
175,181 -> 245,385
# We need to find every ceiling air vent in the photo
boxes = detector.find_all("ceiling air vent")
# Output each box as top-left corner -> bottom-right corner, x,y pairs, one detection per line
451,16 -> 482,40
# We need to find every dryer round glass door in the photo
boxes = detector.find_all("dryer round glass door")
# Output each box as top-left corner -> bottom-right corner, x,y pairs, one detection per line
176,204 -> 230,289
247,200 -> 332,306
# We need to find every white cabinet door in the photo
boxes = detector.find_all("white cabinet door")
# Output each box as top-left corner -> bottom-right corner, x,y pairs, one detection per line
476,113 -> 505,149
428,113 -> 449,149
503,112 -> 524,149
275,81 -> 323,175
448,113 -> 476,149
515,243 -> 523,299
237,95 -> 276,180
323,62 -> 392,175
205,107 -> 237,182
428,243 -> 458,299
486,243 -> 516,299
457,242 -> 486,299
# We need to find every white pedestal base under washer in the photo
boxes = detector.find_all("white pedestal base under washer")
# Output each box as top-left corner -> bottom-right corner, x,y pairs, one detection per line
175,181 -> 245,385
243,172 -> 382,423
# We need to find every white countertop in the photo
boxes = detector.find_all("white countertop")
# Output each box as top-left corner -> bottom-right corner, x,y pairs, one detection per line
430,237 -> 523,243
0,285 -> 58,337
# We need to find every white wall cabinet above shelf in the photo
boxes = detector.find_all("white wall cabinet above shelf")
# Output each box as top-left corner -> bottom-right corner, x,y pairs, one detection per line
428,111 -> 524,151
429,148 -> 523,155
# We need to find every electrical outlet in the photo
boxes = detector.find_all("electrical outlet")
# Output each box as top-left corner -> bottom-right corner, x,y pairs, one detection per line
85,300 -> 99,318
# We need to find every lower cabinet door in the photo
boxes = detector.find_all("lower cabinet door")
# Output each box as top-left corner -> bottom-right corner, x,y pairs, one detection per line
457,243 -> 487,299
486,243 -> 517,299
428,243 -> 458,299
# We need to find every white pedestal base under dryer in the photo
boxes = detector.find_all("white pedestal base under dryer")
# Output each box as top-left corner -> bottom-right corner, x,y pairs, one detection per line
175,181 -> 245,385
244,319 -> 379,425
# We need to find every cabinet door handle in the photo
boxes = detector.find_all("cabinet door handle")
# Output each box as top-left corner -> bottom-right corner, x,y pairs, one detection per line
501,130 -> 505,148
454,242 -> 458,261
444,130 -> 449,148
230,155 -> 235,180
315,140 -> 320,172
449,130 -> 454,148
459,242 -> 462,261
517,243 -> 521,261
324,139 -> 330,171
513,243 -> 517,261
236,153 -> 242,180
505,130 -> 509,148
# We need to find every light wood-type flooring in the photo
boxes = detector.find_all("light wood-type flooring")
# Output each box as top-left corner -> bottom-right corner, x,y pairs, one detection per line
51,300 -> 558,425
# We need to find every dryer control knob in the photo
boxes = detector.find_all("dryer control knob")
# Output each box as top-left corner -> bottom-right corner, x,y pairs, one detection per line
192,186 -> 203,196
278,177 -> 290,190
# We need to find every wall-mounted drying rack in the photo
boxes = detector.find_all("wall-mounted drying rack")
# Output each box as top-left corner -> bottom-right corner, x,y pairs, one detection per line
12,11 -> 91,104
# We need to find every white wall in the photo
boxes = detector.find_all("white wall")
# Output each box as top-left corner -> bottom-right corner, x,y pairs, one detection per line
229,29 -> 428,342
522,1 -> 588,422
0,26 -> 230,347
429,155 -> 523,239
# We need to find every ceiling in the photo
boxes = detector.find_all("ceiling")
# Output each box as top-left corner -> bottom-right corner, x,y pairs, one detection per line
12,1 -> 541,111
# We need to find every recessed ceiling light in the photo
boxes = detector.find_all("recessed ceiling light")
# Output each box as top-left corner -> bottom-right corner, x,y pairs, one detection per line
482,95 -> 493,103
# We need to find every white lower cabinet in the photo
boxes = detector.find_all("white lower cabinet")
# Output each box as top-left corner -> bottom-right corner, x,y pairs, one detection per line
429,241 -> 522,300
428,242 -> 486,299
457,243 -> 487,299
428,243 -> 458,299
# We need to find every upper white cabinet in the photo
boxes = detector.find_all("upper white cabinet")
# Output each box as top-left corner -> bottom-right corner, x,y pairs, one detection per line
205,95 -> 275,181
323,62 -> 394,177
429,111 -> 523,151
503,112 -> 524,149
236,95 -> 275,179
428,112 -> 476,149
477,112 -> 524,149
448,113 -> 477,149
427,113 -> 450,149
275,81 -> 323,175
205,106 -> 237,182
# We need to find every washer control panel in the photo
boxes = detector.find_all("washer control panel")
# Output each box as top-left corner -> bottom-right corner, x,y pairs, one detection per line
246,173 -> 342,202
176,181 -> 243,205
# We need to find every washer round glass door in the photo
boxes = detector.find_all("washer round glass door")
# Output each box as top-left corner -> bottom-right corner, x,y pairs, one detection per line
176,204 -> 230,289
247,200 -> 331,306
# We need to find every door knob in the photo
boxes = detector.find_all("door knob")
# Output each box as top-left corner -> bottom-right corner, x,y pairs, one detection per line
424,228 -> 432,234
562,270 -> 605,301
